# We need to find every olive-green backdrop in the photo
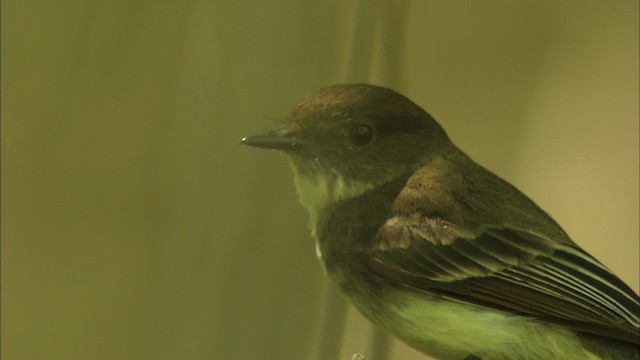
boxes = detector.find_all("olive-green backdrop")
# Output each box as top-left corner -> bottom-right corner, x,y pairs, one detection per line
2,1 -> 638,360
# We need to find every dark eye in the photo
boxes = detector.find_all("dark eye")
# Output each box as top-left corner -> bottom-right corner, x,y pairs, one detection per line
348,124 -> 373,146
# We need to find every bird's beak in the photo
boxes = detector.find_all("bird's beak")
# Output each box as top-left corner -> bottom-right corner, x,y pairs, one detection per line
241,129 -> 299,150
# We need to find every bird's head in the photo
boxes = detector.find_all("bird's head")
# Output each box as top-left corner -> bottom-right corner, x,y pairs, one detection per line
242,84 -> 452,217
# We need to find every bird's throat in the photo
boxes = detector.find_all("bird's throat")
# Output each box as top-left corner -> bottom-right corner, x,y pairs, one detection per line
292,169 -> 374,236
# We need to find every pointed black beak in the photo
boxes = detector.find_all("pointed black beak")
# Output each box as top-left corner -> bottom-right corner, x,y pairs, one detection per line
241,129 -> 300,150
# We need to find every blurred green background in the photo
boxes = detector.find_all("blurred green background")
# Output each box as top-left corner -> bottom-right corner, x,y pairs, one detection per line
2,1 -> 638,360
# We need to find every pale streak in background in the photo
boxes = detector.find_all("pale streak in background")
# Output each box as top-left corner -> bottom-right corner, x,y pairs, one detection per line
2,1 -> 637,360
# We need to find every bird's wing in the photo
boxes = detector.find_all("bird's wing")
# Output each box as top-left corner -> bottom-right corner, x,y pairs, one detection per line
368,215 -> 640,344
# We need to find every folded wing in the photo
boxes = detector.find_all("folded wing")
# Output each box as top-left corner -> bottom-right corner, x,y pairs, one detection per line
368,215 -> 640,344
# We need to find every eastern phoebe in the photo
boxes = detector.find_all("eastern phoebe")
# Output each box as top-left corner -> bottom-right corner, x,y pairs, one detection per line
242,84 -> 639,360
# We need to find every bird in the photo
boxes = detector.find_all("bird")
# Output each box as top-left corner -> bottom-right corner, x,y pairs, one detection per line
241,83 -> 640,359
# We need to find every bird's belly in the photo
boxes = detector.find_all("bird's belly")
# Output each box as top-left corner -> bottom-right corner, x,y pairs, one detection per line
346,285 -> 601,360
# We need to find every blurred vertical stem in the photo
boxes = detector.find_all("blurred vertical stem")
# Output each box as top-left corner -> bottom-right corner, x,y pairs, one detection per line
314,1 -> 410,360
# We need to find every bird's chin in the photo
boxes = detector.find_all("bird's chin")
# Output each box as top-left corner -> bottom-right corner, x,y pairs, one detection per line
287,159 -> 373,227
289,163 -> 338,214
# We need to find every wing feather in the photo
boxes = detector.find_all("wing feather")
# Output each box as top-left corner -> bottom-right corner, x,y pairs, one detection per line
368,214 -> 640,344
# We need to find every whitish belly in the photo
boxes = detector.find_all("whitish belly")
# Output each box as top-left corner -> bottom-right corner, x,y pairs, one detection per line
357,288 -> 601,360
